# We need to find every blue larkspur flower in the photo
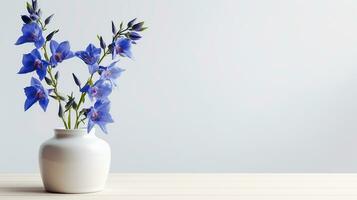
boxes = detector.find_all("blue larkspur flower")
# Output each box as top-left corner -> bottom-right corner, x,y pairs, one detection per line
99,61 -> 125,86
50,40 -> 74,66
24,77 -> 50,111
87,100 -> 114,133
75,44 -> 101,74
15,23 -> 45,48
18,49 -> 49,80
86,79 -> 112,101
112,37 -> 132,59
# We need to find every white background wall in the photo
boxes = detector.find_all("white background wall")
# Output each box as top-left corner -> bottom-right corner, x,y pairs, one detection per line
1,0 -> 357,172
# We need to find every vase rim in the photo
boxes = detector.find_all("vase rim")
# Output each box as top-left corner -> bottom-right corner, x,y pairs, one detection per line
54,128 -> 95,138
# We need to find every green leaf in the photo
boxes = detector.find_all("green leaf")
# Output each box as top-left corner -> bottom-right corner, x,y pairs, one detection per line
65,96 -> 75,110
54,71 -> 59,80
46,29 -> 59,41
72,100 -> 78,110
58,95 -> 66,101
49,94 -> 66,101
44,77 -> 52,85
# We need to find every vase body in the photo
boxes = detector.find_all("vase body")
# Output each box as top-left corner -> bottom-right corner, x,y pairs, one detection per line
39,129 -> 111,193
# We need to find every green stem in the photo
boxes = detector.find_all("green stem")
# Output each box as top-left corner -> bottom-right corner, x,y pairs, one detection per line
47,67 -> 68,129
38,19 -> 69,129
74,108 -> 79,129
68,108 -> 71,129
61,117 -> 68,129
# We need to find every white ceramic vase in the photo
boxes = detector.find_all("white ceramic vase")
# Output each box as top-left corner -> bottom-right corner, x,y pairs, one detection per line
39,128 -> 111,193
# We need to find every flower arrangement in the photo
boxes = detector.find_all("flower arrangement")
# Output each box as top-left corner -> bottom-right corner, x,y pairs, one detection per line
15,0 -> 147,133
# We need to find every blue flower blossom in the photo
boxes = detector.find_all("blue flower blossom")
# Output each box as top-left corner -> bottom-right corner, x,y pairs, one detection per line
87,100 -> 114,133
86,79 -> 112,101
50,40 -> 74,66
75,44 -> 101,74
15,23 -> 45,48
112,38 -> 132,59
18,49 -> 49,80
99,61 -> 125,86
24,77 -> 50,111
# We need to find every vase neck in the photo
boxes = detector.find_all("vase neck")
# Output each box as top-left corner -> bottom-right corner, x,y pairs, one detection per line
54,129 -> 95,138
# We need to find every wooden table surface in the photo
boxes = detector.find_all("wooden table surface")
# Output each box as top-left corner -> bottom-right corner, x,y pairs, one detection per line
1,174 -> 357,199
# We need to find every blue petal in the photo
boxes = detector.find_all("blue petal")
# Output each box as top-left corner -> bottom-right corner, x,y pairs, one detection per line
34,36 -> 45,48
118,38 -> 131,49
42,60 -> 50,67
18,65 -> 34,74
15,35 -> 30,45
95,100 -> 110,113
110,66 -> 124,79
87,119 -> 95,133
101,112 -> 114,123
75,51 -> 85,58
93,48 -> 101,55
80,84 -> 90,93
22,23 -> 37,34
86,44 -> 94,52
123,50 -> 132,58
57,41 -> 70,53
86,44 -> 101,55
24,97 -> 37,111
36,68 -> 46,80
88,63 -> 99,74
95,80 -> 112,99
108,61 -> 119,68
31,49 -> 42,59
50,56 -> 58,66
64,51 -> 74,59
22,53 -> 36,66
94,99 -> 104,109
31,77 -> 42,87
50,40 -> 59,54
39,98 -> 49,111
24,86 -> 37,98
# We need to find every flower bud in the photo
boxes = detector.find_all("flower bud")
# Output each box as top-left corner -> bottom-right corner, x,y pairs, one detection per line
26,2 -> 34,14
100,36 -> 106,49
32,0 -> 38,11
45,14 -> 54,25
30,13 -> 39,21
21,15 -> 32,24
127,18 -> 136,27
132,22 -> 144,31
127,32 -> 141,40
111,21 -> 117,35
72,73 -> 81,88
